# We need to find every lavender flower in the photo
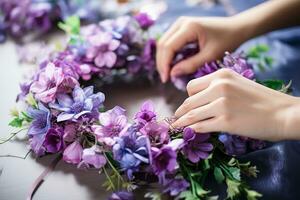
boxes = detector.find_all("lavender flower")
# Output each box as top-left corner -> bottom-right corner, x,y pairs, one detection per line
218,133 -> 247,156
27,102 -> 51,136
43,126 -> 65,153
163,178 -> 190,196
92,106 -> 128,146
134,13 -> 154,29
86,32 -> 120,68
63,140 -> 83,164
182,128 -> 213,163
194,62 -> 219,78
108,191 -> 133,200
49,86 -> 105,122
140,121 -> 169,147
134,101 -> 156,126
112,130 -> 150,179
82,146 -> 106,169
30,62 -> 78,103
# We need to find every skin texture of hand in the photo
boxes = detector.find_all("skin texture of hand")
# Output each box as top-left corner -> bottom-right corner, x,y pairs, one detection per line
156,16 -> 245,83
172,69 -> 300,141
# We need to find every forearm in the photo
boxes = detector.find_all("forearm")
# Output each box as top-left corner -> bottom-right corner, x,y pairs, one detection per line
231,0 -> 300,42
282,97 -> 300,140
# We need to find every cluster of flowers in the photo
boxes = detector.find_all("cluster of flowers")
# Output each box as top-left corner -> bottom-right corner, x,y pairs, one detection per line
0,0 -> 102,43
10,14 -> 266,199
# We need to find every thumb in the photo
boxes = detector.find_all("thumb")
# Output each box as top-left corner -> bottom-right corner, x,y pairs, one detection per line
170,51 -> 211,77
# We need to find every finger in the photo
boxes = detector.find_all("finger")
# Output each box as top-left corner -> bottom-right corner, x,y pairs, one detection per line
170,50 -> 212,77
156,20 -> 182,82
159,27 -> 198,83
188,117 -> 220,133
172,102 -> 216,128
174,87 -> 217,118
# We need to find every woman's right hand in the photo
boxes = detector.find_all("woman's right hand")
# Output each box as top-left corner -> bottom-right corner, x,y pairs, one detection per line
156,16 -> 249,83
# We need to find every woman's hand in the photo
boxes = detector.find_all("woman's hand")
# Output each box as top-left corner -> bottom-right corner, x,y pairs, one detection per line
156,16 -> 248,83
172,69 -> 300,141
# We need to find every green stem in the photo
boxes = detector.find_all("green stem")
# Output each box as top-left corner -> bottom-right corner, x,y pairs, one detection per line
0,128 -> 27,144
0,150 -> 31,159
104,153 -> 125,183
102,166 -> 116,191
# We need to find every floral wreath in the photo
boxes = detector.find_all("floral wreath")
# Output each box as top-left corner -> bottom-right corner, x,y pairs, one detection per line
2,13 -> 291,200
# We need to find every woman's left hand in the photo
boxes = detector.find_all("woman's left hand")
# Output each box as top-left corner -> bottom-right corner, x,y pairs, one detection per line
172,68 -> 300,141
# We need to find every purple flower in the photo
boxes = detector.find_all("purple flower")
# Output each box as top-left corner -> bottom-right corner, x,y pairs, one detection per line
27,102 -> 51,136
112,130 -> 150,179
92,106 -> 128,146
49,86 -> 105,122
218,133 -> 247,156
182,128 -> 213,163
108,191 -> 133,200
63,140 -> 83,164
43,126 -> 65,153
222,52 -> 254,79
16,81 -> 32,101
134,101 -> 156,126
163,178 -> 190,196
82,146 -> 106,169
151,139 -> 184,175
140,121 -> 169,147
86,32 -> 120,68
134,13 -> 154,29
30,62 -> 78,103
63,123 -> 78,142
194,62 -> 219,78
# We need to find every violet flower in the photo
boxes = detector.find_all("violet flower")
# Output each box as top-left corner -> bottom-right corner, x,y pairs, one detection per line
182,128 -> 213,163
49,86 -> 105,122
134,13 -> 154,29
92,106 -> 129,146
112,130 -> 150,179
86,31 -> 120,68
194,62 -> 219,78
151,139 -> 184,175
82,146 -> 106,169
140,121 -> 169,147
218,133 -> 247,156
63,140 -> 83,164
27,102 -> 51,136
163,177 -> 190,196
134,101 -> 156,126
108,191 -> 133,200
30,62 -> 78,103
43,126 -> 65,153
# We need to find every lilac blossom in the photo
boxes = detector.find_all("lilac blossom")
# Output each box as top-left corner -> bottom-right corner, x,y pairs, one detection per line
163,177 -> 190,196
194,62 -> 219,78
43,126 -> 65,153
63,140 -> 83,164
182,128 -> 213,163
27,102 -> 51,136
63,123 -> 78,143
218,133 -> 247,156
49,86 -> 105,122
30,62 -> 79,103
112,130 -> 150,179
108,191 -> 133,200
86,32 -> 120,68
82,146 -> 106,169
134,13 -> 154,29
134,101 -> 156,126
92,106 -> 128,146
140,121 -> 169,147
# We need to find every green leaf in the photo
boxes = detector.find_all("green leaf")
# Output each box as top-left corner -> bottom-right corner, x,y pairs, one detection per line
256,44 -> 269,53
264,56 -> 274,67
21,111 -> 32,122
144,192 -> 162,200
9,117 -> 24,128
226,178 -> 241,199
195,181 -> 210,197
176,191 -> 199,200
26,93 -> 38,108
58,15 -> 80,35
245,188 -> 262,200
258,80 -> 284,90
214,167 -> 225,184
228,167 -> 241,181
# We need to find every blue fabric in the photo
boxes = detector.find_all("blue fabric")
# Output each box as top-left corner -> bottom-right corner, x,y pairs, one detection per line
159,1 -> 300,199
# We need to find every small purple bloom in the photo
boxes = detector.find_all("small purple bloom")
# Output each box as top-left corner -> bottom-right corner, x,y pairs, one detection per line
86,32 -> 120,68
140,121 -> 169,147
27,102 -> 51,136
182,128 -> 213,163
49,86 -> 105,122
113,130 -> 150,179
134,13 -> 154,29
108,191 -> 133,200
63,123 -> 78,143
82,146 -> 106,169
43,126 -> 65,153
93,106 -> 128,146
218,133 -> 247,156
163,177 -> 190,196
63,140 -> 83,164
194,62 -> 219,78
134,101 -> 156,126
